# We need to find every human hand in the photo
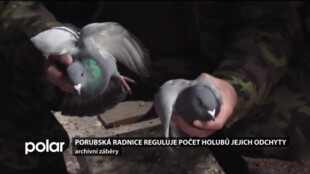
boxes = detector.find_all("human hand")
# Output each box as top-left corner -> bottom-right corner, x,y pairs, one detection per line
171,73 -> 237,138
45,54 -> 75,93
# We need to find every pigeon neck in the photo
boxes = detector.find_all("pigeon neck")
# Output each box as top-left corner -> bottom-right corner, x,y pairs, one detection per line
84,59 -> 104,90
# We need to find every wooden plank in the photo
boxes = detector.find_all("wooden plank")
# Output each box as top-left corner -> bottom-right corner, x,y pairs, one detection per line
98,101 -> 153,128
54,112 -> 106,142
101,118 -> 161,137
55,109 -> 165,174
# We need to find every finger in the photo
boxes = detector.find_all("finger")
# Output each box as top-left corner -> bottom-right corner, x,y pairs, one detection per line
46,61 -> 62,84
59,85 -> 75,94
172,114 -> 215,138
44,57 -> 56,72
191,73 -> 214,86
49,73 -> 75,93
199,73 -> 212,79
198,73 -> 223,89
46,62 -> 75,93
56,75 -> 75,93
53,54 -> 73,66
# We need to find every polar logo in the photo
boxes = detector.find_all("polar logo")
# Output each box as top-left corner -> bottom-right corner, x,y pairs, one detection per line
25,140 -> 65,155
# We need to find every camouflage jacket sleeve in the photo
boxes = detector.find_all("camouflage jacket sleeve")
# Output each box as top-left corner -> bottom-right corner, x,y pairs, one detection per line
213,2 -> 303,127
0,1 -> 61,42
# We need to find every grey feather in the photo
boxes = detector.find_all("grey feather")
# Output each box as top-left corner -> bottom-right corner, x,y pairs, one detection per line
80,22 -> 150,77
154,78 -> 222,138
31,22 -> 150,116
154,79 -> 191,138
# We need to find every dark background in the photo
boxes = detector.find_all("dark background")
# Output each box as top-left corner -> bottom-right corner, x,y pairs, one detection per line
43,1 -> 310,102
43,1 -> 211,101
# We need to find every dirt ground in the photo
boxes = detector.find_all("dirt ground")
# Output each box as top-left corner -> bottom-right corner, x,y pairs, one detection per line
56,113 -> 310,174
64,148 -> 310,174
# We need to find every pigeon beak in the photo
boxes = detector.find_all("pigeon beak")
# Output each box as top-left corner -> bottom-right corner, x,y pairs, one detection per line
74,83 -> 82,96
212,117 -> 215,122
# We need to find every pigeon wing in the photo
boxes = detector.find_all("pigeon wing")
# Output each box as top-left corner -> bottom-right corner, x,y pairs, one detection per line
154,79 -> 190,137
80,22 -> 150,77
30,26 -> 79,56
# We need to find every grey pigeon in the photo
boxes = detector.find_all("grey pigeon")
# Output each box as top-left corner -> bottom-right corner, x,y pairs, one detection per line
154,77 -> 222,138
31,22 -> 150,116
155,78 -> 250,174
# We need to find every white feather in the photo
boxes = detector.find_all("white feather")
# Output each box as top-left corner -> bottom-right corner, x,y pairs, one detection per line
31,28 -> 78,56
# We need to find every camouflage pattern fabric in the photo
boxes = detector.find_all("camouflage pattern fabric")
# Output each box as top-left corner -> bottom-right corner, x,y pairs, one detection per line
0,1 -> 69,173
227,47 -> 310,161
95,1 -> 310,162
136,1 -> 309,162
0,0 -> 310,172
0,1 -> 61,42
208,2 -> 310,162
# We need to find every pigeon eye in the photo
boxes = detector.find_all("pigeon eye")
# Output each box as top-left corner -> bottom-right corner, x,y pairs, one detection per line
199,100 -> 204,107
81,73 -> 84,77
196,97 -> 204,107
199,100 -> 207,108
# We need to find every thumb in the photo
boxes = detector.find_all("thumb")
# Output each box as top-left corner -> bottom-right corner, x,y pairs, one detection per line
52,54 -> 73,66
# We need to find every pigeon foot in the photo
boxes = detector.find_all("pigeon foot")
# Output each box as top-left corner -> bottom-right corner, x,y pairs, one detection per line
117,75 -> 135,94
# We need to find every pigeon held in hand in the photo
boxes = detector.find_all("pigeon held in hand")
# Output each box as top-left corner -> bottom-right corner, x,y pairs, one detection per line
154,77 -> 222,138
31,22 -> 150,96
31,22 -> 150,116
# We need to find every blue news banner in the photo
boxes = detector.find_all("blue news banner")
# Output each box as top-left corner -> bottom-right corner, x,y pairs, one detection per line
72,137 -> 289,156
